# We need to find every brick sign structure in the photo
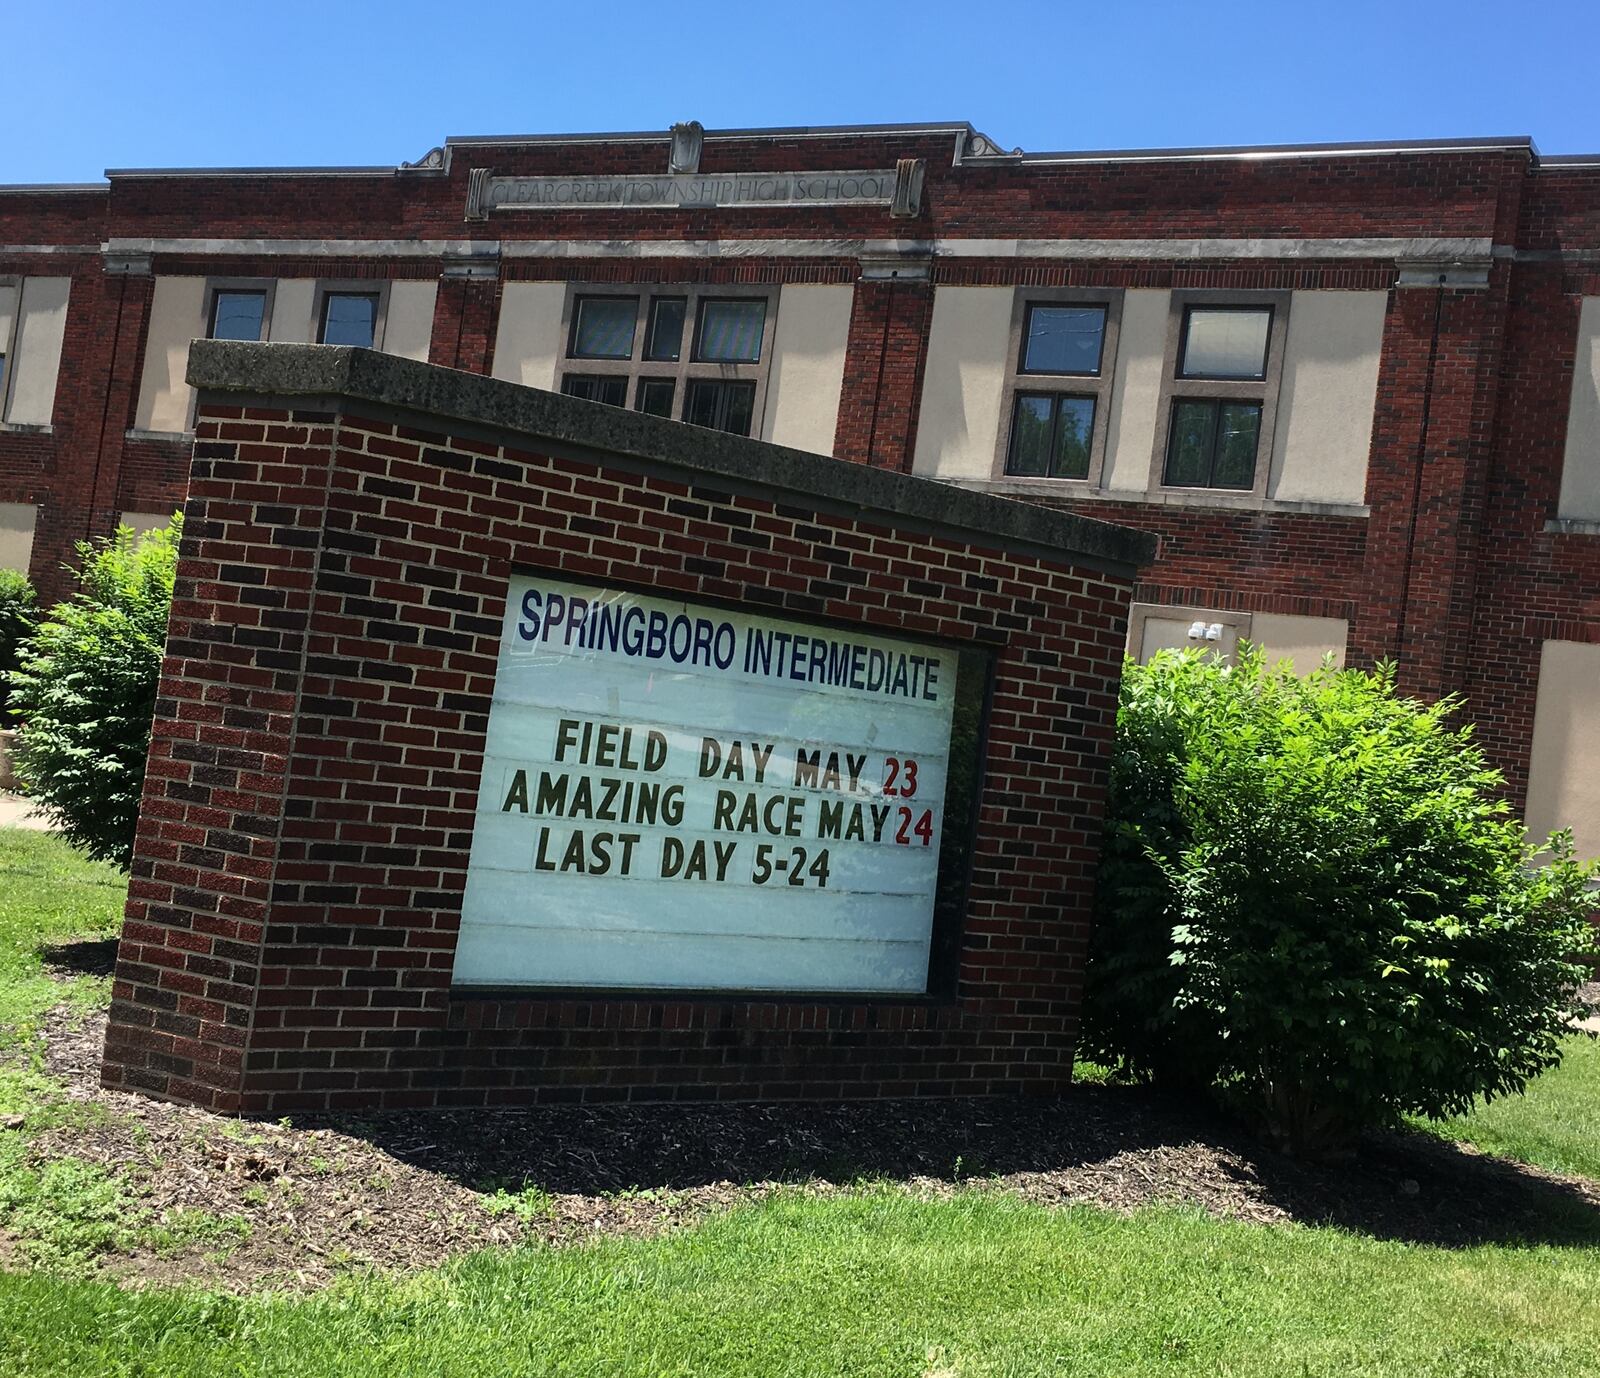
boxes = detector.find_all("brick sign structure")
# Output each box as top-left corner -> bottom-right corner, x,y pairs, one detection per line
101,341 -> 1153,1113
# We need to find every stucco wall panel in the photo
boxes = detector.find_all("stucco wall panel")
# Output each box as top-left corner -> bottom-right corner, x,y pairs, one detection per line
761,285 -> 852,454
911,286 -> 1011,479
1269,291 -> 1386,505
133,276 -> 205,434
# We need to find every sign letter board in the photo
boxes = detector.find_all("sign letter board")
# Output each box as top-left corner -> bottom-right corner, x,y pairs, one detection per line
454,575 -> 980,995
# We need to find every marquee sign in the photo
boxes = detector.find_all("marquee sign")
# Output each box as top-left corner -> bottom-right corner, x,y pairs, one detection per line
454,574 -> 975,995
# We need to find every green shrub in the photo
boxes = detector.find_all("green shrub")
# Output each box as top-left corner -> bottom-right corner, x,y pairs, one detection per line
1081,648 -> 1598,1158
6,518 -> 181,869
0,569 -> 39,706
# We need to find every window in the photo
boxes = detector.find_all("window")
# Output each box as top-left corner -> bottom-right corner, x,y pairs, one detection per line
561,375 -> 627,407
1150,291 -> 1290,497
994,289 -> 1121,484
1164,400 -> 1263,489
318,291 -> 381,347
208,289 -> 267,342
1179,307 -> 1271,380
557,285 -> 778,436
569,296 -> 638,359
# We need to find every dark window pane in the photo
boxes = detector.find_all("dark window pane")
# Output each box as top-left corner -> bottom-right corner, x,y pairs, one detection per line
320,293 -> 378,347
561,374 -> 627,407
695,299 -> 766,363
210,290 -> 267,342
1022,305 -> 1106,375
684,379 -> 756,435
636,378 -> 675,417
571,297 -> 638,359
1005,395 -> 1054,477
1052,397 -> 1096,479
1180,308 -> 1270,379
1212,402 -> 1262,488
644,298 -> 686,362
1165,400 -> 1217,486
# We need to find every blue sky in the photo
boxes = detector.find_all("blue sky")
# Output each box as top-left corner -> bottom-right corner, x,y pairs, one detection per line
9,0 -> 1597,184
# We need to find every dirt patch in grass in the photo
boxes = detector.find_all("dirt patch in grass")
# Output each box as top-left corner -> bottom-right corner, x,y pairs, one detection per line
5,1003 -> 1600,1293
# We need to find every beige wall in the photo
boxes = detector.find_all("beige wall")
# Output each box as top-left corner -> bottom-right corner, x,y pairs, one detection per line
491,282 -> 567,390
1129,604 -> 1247,663
1247,613 -> 1348,671
911,286 -> 1012,479
0,503 -> 35,573
1526,641 -> 1600,859
1559,298 -> 1600,520
6,278 -> 72,427
1102,288 -> 1171,493
119,511 -> 176,537
135,277 -> 206,433
267,278 -> 317,344
383,281 -> 437,361
1268,291 -> 1385,505
760,285 -> 852,454
0,285 -> 17,404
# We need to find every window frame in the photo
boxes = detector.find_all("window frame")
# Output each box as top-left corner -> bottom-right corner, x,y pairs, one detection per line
992,287 -> 1123,487
311,281 -> 390,350
1148,289 -> 1290,500
183,278 -> 280,429
203,280 -> 275,344
556,282 -> 780,437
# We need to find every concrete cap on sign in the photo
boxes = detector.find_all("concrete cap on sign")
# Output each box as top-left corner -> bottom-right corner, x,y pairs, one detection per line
186,341 -> 1158,572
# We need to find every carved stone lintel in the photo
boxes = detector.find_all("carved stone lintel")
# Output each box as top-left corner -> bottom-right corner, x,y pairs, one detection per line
464,167 -> 492,222
890,158 -> 926,219
669,121 -> 704,175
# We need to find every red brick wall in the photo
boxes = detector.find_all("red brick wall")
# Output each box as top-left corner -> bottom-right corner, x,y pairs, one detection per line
102,390 -> 1141,1113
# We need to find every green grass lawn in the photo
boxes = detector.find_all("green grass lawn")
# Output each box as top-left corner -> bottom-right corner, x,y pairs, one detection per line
1415,1034 -> 1600,1181
0,828 -> 124,1034
1,828 -> 1598,1376
3,1191 -> 1600,1378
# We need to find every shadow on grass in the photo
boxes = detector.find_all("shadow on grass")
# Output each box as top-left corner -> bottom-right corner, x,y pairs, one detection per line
305,1084 -> 1600,1252
38,936 -> 120,981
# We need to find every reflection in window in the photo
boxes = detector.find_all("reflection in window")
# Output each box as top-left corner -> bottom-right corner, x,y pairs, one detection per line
644,298 -> 686,362
695,300 -> 766,363
570,296 -> 639,359
635,378 -> 675,417
684,379 -> 756,435
209,290 -> 267,342
319,293 -> 379,348
1006,394 -> 1095,479
561,375 -> 628,407
1164,399 -> 1263,489
1020,304 -> 1107,375
1180,308 -> 1272,380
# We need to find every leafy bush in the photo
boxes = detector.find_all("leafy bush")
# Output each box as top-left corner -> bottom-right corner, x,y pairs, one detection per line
6,518 -> 181,869
1081,648 -> 1598,1158
0,570 -> 38,707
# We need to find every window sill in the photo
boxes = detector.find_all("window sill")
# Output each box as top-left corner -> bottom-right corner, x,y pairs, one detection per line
1545,518 -> 1600,536
0,421 -> 52,437
124,427 -> 194,444
946,477 -> 1369,520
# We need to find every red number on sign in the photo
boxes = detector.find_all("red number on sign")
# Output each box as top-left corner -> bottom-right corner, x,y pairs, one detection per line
884,757 -> 900,796
895,807 -> 912,844
914,810 -> 933,846
900,759 -> 918,799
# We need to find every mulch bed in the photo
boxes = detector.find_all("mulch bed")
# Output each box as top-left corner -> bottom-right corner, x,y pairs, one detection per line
5,988 -> 1599,1294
